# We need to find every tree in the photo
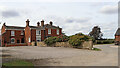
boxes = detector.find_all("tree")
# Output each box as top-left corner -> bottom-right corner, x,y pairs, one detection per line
89,26 -> 103,40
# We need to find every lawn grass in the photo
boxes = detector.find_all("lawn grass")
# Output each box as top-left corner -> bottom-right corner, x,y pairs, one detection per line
2,60 -> 34,68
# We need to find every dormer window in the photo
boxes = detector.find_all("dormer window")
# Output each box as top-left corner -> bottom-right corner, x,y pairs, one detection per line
48,29 -> 51,34
11,31 -> 15,36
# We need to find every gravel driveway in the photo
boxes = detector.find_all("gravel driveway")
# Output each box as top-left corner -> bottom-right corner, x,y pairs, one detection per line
1,44 -> 118,66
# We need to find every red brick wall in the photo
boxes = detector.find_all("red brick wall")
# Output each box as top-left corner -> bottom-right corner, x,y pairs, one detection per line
44,28 -> 62,39
41,30 -> 45,41
1,26 -> 6,34
0,35 -> 2,46
115,35 -> 120,41
1,30 -> 25,46
31,29 -> 36,42
25,26 -> 31,46
11,30 -> 25,43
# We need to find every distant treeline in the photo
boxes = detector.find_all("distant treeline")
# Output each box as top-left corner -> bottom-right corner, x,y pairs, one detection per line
95,39 -> 114,44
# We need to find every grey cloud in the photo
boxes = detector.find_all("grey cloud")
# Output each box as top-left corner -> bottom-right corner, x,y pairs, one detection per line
2,10 -> 20,18
100,5 -> 118,14
65,17 -> 91,23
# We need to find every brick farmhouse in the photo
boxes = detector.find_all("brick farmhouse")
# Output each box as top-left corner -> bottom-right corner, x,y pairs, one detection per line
0,19 -> 62,46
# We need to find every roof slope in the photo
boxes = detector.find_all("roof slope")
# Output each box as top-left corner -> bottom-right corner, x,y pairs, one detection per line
29,24 -> 61,29
5,26 -> 25,30
115,28 -> 120,36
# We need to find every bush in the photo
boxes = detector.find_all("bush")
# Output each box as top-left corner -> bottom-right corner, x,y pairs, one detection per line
44,35 -> 70,46
44,37 -> 57,45
69,33 -> 92,47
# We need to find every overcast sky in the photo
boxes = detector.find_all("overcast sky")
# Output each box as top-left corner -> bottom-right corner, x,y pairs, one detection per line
0,0 -> 119,38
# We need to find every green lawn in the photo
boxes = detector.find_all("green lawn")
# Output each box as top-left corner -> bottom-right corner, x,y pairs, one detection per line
2,60 -> 34,68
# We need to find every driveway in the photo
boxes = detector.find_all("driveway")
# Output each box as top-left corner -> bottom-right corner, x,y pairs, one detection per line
1,44 -> 118,66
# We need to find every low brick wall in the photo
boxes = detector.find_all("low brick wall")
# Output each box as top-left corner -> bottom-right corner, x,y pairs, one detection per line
51,41 -> 93,50
50,42 -> 72,47
5,43 -> 27,47
32,40 -> 93,50
31,42 -> 47,47
80,40 -> 93,50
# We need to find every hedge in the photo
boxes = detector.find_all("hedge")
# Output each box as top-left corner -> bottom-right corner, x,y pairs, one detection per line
96,39 -> 114,44
44,35 -> 69,46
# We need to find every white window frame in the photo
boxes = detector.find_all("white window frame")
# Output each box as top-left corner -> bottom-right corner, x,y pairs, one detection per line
36,30 -> 41,35
29,37 -> 31,42
57,29 -> 59,35
48,29 -> 51,34
11,31 -> 15,36
11,38 -> 15,43
36,36 -> 41,42
21,30 -> 24,35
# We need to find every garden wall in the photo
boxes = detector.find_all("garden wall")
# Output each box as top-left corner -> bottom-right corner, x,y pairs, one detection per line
31,42 -> 47,47
31,40 -> 93,50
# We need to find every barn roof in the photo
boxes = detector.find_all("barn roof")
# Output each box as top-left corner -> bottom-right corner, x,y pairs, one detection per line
115,28 -> 120,36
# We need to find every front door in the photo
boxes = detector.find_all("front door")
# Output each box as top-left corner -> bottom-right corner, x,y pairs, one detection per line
21,38 -> 24,43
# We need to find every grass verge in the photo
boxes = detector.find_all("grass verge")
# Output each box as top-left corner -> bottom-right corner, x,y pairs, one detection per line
2,60 -> 34,68
92,48 -> 101,51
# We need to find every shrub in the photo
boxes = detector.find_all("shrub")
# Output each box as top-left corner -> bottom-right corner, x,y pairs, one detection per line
44,35 -> 70,46
69,33 -> 92,47
44,37 -> 57,45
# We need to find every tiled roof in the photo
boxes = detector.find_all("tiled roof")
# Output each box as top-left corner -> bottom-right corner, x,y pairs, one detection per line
44,24 -> 61,29
115,28 -> 120,36
29,26 -> 45,30
29,24 -> 61,29
5,26 -> 25,30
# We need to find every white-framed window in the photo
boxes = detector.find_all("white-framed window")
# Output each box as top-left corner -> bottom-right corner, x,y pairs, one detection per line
11,38 -> 15,43
21,30 -> 24,35
29,37 -> 31,42
36,36 -> 41,42
36,30 -> 41,35
57,29 -> 59,35
48,29 -> 51,34
11,31 -> 15,36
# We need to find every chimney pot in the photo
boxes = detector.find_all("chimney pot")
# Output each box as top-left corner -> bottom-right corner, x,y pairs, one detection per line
50,21 -> 53,26
3,22 -> 6,26
37,22 -> 40,27
26,19 -> 30,26
41,20 -> 44,27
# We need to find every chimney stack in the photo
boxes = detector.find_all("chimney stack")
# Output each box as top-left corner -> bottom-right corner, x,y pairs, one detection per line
3,22 -> 6,26
26,19 -> 30,26
50,21 -> 53,26
37,22 -> 40,27
41,20 -> 44,27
